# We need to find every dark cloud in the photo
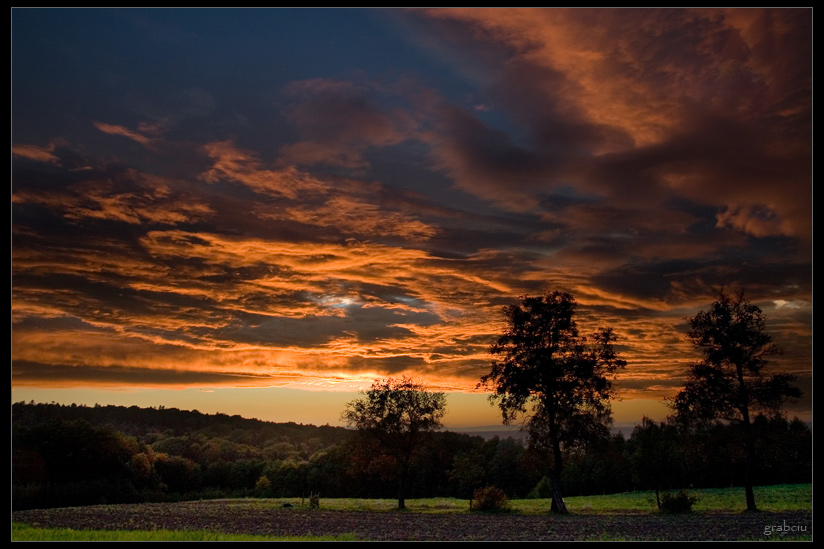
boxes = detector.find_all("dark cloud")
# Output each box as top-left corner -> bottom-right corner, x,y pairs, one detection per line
12,361 -> 272,386
428,104 -> 551,211
278,79 -> 416,171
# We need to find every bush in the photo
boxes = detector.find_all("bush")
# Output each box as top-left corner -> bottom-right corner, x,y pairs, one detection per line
254,475 -> 271,496
528,476 -> 552,499
660,490 -> 697,513
471,486 -> 509,512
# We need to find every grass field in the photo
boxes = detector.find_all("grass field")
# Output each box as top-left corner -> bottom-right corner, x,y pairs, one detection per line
529,483 -> 813,514
12,484 -> 812,541
11,523 -> 363,542
220,483 -> 811,514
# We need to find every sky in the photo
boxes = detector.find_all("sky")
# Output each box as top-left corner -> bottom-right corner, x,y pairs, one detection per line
12,8 -> 812,430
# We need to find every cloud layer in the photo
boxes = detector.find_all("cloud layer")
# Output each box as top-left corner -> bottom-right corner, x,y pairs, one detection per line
12,9 -> 811,419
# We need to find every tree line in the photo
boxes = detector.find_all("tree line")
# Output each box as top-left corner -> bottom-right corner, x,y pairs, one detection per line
12,403 -> 809,511
12,291 -> 809,512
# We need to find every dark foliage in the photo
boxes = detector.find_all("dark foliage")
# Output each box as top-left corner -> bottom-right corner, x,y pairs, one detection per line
659,490 -> 698,514
341,377 -> 446,509
12,417 -> 144,509
670,292 -> 802,511
12,401 -> 810,511
629,418 -> 683,508
481,291 -> 626,513
471,486 -> 509,512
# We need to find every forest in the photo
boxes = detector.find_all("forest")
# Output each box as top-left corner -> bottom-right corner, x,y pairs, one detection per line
12,401 -> 811,511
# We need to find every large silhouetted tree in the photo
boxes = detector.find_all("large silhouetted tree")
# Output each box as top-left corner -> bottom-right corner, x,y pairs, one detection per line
341,376 -> 446,510
480,291 -> 626,514
671,291 -> 801,512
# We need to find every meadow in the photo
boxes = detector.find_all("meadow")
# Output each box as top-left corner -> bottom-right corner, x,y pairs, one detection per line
12,484 -> 812,541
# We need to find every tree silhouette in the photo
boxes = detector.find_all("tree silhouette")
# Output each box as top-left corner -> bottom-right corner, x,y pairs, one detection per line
630,417 -> 682,509
480,291 -> 625,514
671,291 -> 801,512
341,376 -> 446,510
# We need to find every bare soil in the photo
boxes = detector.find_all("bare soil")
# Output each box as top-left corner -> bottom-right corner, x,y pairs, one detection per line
13,501 -> 812,541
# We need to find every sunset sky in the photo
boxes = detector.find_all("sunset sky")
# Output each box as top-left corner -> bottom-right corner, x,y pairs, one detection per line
12,8 -> 812,430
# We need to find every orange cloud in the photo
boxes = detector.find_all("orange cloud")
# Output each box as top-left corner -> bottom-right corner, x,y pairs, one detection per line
201,141 -> 438,241
201,142 -> 328,199
419,8 -> 811,242
715,203 -> 796,238
93,121 -> 156,147
12,143 -> 61,164
12,169 -> 213,226
425,8 -> 807,146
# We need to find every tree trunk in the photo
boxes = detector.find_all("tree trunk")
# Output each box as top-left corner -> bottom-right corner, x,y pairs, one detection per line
397,470 -> 407,510
737,366 -> 758,512
743,424 -> 758,512
548,415 -> 568,514
548,468 -> 568,514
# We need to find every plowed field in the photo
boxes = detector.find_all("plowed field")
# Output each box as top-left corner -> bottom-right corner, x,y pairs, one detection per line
13,501 -> 812,541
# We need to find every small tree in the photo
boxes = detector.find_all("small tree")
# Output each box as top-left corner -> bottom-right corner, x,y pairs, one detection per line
341,376 -> 446,510
671,291 -> 801,512
254,474 -> 271,496
480,291 -> 626,514
449,450 -> 486,509
630,417 -> 682,509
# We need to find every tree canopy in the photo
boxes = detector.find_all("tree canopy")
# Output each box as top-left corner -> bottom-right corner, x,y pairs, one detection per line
671,291 -> 802,511
480,291 -> 626,513
13,400 -> 809,511
341,376 -> 446,509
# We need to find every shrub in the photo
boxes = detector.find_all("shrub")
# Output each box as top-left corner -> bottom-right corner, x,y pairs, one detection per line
254,475 -> 271,496
528,476 -> 552,499
471,486 -> 509,512
660,490 -> 697,513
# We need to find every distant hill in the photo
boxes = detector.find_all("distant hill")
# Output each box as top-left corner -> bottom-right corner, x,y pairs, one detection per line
12,401 -> 353,446
451,426 -> 527,441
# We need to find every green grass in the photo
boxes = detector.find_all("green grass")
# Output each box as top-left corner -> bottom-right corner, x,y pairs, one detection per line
303,496 -> 468,513
181,483 -> 811,514
197,483 -> 810,514
512,483 -> 811,514
199,496 -> 470,513
581,533 -> 812,542
17,522 -> 809,543
11,523 -> 362,542
689,484 -> 813,512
